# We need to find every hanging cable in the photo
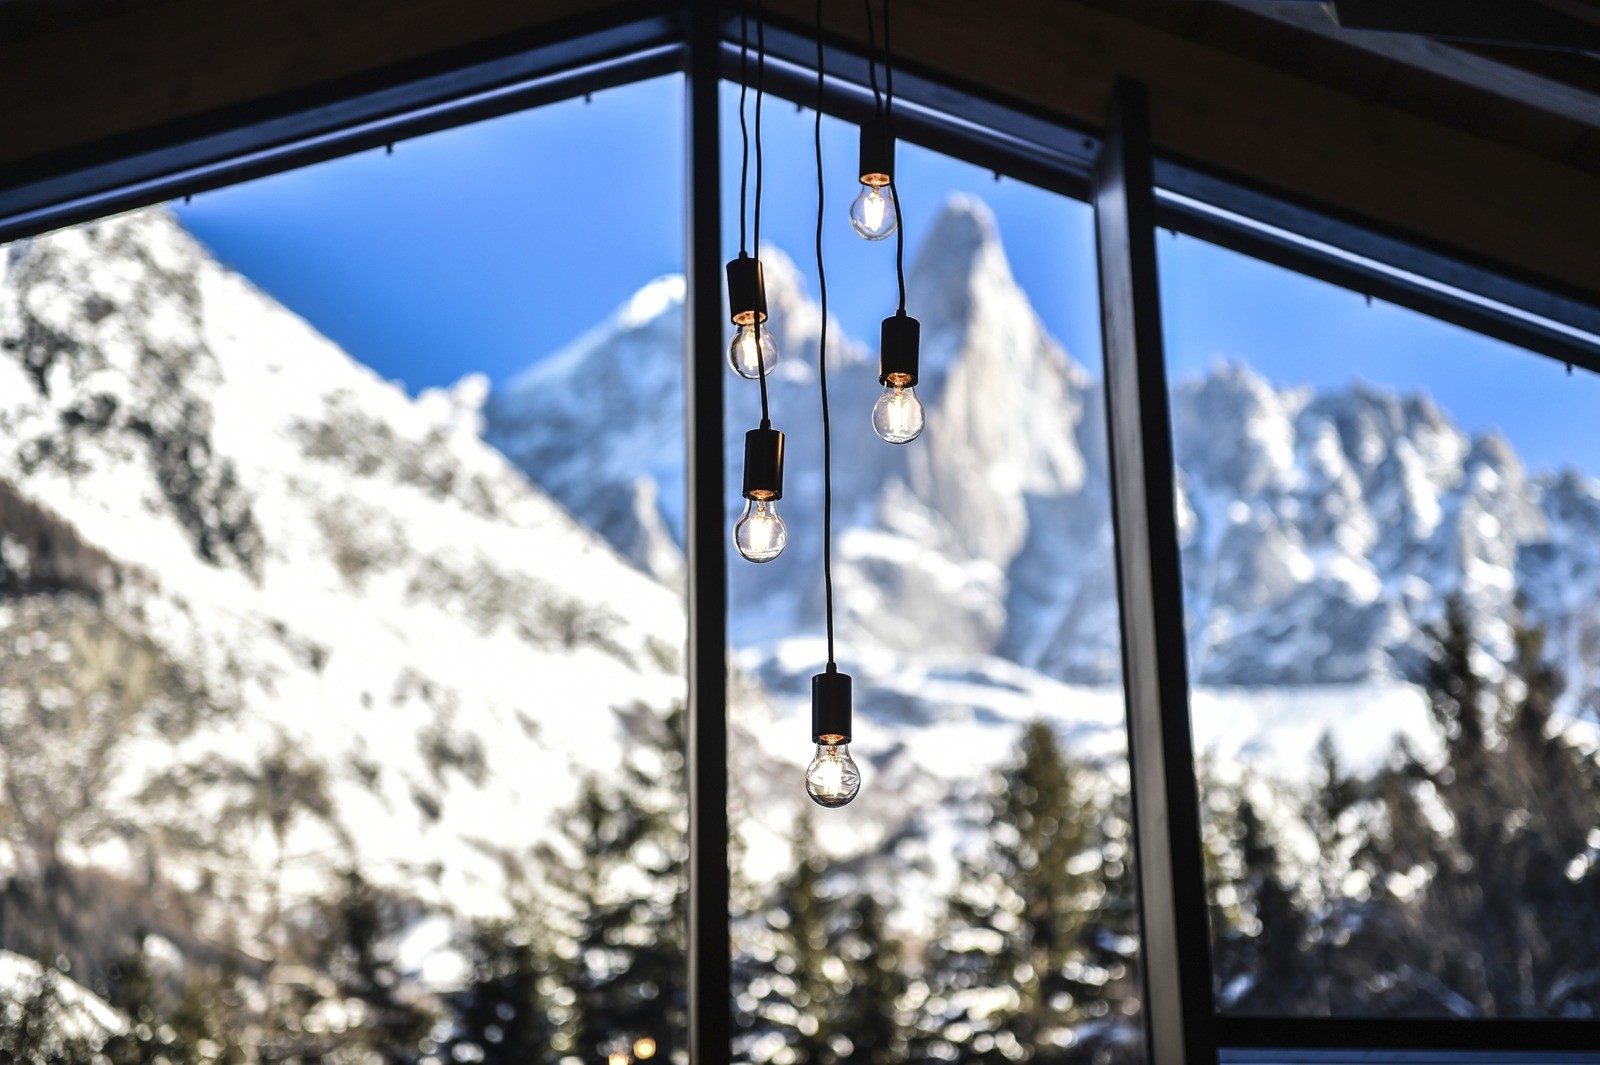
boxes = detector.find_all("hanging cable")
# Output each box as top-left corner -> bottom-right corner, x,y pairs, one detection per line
884,0 -> 906,312
864,0 -> 883,121
816,0 -> 835,669
805,0 -> 860,810
738,8 -> 750,253
870,0 -> 925,445
731,0 -> 787,564
727,0 -> 780,386
754,0 -> 767,257
752,0 -> 771,424
849,0 -> 897,241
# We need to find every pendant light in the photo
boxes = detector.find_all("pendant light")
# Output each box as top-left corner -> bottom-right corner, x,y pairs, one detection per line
850,0 -> 898,242
735,419 -> 787,563
732,0 -> 789,563
728,9 -> 779,379
808,0 -> 861,808
871,0 -> 924,444
873,310 -> 923,443
726,253 -> 774,380
808,666 -> 860,807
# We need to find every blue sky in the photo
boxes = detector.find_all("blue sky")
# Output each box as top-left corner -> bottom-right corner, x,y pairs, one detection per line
173,74 -> 1600,476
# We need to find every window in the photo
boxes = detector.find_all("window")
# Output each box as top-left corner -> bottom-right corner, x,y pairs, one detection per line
3,11 -> 1599,1064
1160,232 -> 1600,1021
719,85 -> 1145,1065
0,78 -> 689,1062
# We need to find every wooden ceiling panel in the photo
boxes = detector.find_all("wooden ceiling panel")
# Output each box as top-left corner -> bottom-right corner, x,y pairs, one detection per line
0,0 -> 1596,303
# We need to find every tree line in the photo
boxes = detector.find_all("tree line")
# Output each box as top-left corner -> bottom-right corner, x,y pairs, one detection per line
4,600 -> 1599,1062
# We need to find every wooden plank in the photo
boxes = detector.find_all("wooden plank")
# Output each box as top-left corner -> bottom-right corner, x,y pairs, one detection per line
1218,0 -> 1600,128
0,0 -> 612,162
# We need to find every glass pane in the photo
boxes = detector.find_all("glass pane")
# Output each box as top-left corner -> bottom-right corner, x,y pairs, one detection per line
720,83 -> 1147,1064
1160,231 -> 1600,1019
0,77 -> 689,1061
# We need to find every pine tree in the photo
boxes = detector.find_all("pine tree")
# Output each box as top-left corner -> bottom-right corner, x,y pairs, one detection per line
250,870 -> 436,1063
833,891 -> 908,1065
1329,598 -> 1600,1016
923,719 -> 1132,1064
740,811 -> 840,1065
1209,791 -> 1313,1013
441,913 -> 560,1065
541,701 -> 687,1065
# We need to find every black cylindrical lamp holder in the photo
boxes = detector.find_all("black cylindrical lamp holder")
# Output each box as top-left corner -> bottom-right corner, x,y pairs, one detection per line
858,116 -> 895,188
742,424 -> 785,501
880,310 -> 921,388
726,253 -> 768,327
811,664 -> 852,744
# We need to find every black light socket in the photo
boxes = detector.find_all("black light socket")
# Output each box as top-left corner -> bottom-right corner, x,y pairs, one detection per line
879,310 -> 921,388
726,253 -> 768,326
811,665 -> 852,744
741,425 -> 785,501
858,116 -> 895,187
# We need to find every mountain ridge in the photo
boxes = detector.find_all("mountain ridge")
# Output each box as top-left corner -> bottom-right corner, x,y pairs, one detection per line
486,194 -> 1600,697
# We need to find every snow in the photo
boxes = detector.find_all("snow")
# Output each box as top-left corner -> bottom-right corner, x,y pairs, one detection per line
6,194 -> 1600,982
0,951 -> 124,1040
0,207 -> 689,923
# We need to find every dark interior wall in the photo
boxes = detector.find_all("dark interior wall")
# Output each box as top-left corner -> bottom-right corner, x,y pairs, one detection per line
0,0 -> 1597,305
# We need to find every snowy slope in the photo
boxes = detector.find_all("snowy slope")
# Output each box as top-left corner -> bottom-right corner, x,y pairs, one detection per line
0,208 -> 686,923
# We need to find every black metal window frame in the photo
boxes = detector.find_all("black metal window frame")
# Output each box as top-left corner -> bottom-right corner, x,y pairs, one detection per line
2,4 -> 1599,1064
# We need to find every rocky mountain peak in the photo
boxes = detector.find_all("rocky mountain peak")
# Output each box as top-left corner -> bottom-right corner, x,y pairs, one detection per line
906,194 -> 1009,332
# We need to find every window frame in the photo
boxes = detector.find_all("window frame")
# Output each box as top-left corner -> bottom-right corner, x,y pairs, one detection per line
2,2 -> 1599,1062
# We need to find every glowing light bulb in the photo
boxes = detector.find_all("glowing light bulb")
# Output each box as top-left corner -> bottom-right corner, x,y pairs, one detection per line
806,740 -> 861,808
633,1040 -> 657,1061
871,382 -> 924,444
728,323 -> 779,380
849,183 -> 898,241
733,496 -> 787,563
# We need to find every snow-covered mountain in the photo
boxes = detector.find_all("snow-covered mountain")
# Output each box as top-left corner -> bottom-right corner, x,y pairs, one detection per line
0,208 -> 687,930
5,192 -> 1596,976
487,193 -> 1600,702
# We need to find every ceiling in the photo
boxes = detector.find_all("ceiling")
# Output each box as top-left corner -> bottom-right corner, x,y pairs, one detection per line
0,0 -> 1596,302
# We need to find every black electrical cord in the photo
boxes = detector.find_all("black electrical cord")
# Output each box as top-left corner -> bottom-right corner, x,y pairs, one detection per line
816,0 -> 836,668
884,0 -> 907,313
864,0 -> 883,121
754,0 -> 767,256
738,9 -> 750,253
753,0 -> 772,426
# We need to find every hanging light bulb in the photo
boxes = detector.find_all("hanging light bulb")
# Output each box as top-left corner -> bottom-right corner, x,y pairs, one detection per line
872,383 -> 923,443
734,423 -> 787,563
806,741 -> 861,807
726,252 -> 778,378
728,322 -> 779,380
850,117 -> 898,241
850,184 -> 897,242
735,496 -> 787,563
872,310 -> 923,444
807,666 -> 860,807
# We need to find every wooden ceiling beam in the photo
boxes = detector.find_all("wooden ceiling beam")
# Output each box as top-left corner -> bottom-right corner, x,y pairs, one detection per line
0,0 -> 1596,303
762,0 -> 1600,302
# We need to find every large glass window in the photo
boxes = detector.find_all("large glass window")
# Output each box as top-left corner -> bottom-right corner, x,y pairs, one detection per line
719,85 -> 1146,1065
1159,231 -> 1600,1020
8,16 -> 1600,1063
0,77 -> 690,1062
